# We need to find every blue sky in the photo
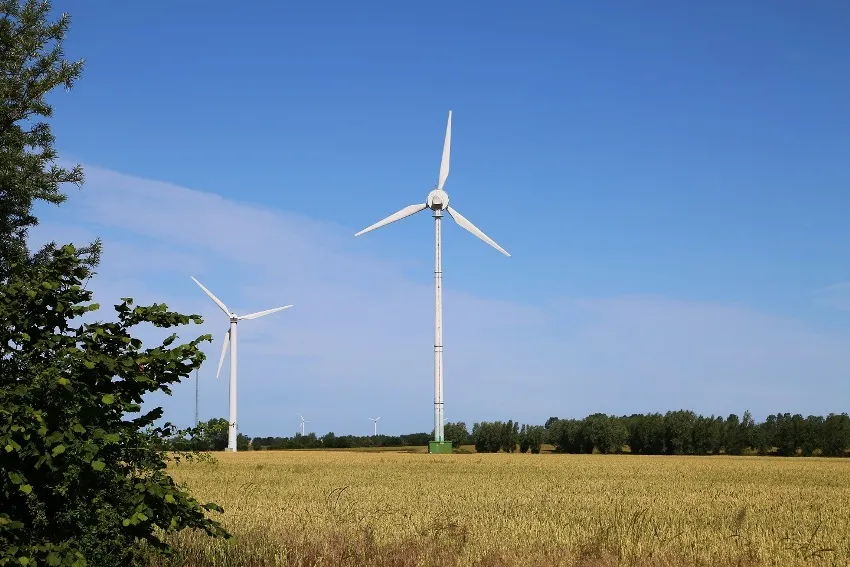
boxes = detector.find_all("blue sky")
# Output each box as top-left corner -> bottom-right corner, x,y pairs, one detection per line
30,0 -> 850,437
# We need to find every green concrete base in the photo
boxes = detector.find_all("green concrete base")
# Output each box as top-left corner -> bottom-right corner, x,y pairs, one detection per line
428,441 -> 453,454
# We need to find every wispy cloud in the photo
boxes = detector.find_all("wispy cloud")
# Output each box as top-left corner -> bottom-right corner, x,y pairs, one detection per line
814,281 -> 850,312
28,164 -> 850,437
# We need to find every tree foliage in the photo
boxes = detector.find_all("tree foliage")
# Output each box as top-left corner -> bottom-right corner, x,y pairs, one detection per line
0,245 -> 230,566
546,411 -> 850,457
0,0 -> 87,279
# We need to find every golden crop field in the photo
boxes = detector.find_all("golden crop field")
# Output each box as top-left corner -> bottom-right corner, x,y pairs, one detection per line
154,449 -> 850,567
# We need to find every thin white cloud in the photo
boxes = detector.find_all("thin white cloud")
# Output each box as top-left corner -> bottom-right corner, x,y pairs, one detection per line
814,281 -> 850,311
27,164 -> 850,436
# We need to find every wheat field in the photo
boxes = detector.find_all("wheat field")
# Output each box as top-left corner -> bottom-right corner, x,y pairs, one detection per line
154,449 -> 850,567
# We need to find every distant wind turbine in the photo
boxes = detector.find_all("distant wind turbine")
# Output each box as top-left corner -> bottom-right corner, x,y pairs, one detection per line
191,276 -> 293,452
369,416 -> 381,436
354,111 -> 509,453
300,413 -> 310,436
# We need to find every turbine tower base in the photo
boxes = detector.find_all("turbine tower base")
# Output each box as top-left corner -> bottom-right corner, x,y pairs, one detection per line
428,441 -> 453,454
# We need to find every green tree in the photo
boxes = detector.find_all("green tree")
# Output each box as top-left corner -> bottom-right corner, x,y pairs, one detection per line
518,424 -> 530,453
0,245 -> 231,565
526,425 -> 545,454
443,421 -> 470,447
821,413 -> 850,457
0,0 -> 89,279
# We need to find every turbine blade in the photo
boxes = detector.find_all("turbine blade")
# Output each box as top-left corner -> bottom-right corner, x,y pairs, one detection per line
438,110 -> 452,191
376,417 -> 381,421
239,305 -> 293,320
446,206 -> 511,257
215,329 -> 230,379
354,203 -> 428,237
191,277 -> 230,315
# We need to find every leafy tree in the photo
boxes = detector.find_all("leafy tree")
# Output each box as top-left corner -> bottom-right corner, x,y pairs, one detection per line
548,418 -> 581,453
526,425 -> 545,454
663,410 -> 696,455
519,424 -> 530,453
821,413 -> 850,457
443,421 -> 470,447
0,0 -> 89,280
500,420 -> 519,453
0,245 -> 230,565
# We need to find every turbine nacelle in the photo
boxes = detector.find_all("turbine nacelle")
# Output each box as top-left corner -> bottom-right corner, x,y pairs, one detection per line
353,111 -> 509,257
427,189 -> 449,211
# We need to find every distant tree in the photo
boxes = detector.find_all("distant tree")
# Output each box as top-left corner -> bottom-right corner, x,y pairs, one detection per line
626,413 -> 665,455
547,419 -> 581,453
527,425 -> 545,454
500,420 -> 520,453
664,410 -> 696,455
754,414 -> 776,455
472,422 -> 502,453
519,424 -> 530,453
444,421 -> 470,446
821,413 -> 850,457
544,416 -> 559,430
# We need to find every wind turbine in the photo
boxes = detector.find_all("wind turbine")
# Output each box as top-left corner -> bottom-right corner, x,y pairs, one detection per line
299,413 -> 309,436
369,416 -> 381,436
191,276 -> 293,452
354,111 -> 510,454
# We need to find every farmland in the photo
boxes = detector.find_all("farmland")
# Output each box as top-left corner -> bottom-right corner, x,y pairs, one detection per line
153,450 -> 850,567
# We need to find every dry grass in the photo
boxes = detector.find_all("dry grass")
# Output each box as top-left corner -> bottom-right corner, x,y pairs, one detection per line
151,450 -> 850,566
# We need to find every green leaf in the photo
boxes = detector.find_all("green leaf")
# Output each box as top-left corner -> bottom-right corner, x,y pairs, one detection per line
20,484 -> 32,495
102,394 -> 114,404
51,444 -> 66,456
165,494 -> 175,504
91,460 -> 105,471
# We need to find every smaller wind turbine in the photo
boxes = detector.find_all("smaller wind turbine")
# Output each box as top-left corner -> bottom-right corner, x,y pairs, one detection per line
299,413 -> 310,436
191,276 -> 293,452
369,416 -> 381,436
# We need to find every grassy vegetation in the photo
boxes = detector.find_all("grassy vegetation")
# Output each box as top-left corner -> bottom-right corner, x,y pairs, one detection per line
150,450 -> 850,566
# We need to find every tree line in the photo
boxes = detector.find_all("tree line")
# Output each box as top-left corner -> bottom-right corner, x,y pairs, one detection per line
176,411 -> 850,457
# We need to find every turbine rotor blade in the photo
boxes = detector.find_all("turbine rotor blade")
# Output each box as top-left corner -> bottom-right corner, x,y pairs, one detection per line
438,110 -> 452,191
191,277 -> 230,315
215,329 -> 231,379
446,206 -> 511,257
354,203 -> 428,237
239,305 -> 293,320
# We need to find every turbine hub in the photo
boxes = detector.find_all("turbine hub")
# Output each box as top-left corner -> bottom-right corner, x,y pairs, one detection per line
427,189 -> 449,211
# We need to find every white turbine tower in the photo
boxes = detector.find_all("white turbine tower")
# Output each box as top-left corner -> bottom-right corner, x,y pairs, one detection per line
354,111 -> 509,454
299,413 -> 309,436
369,416 -> 381,436
191,276 -> 293,452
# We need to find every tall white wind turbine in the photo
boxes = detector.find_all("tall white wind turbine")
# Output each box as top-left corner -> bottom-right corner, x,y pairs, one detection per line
299,413 -> 310,436
354,111 -> 509,453
369,416 -> 381,436
191,276 -> 293,452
